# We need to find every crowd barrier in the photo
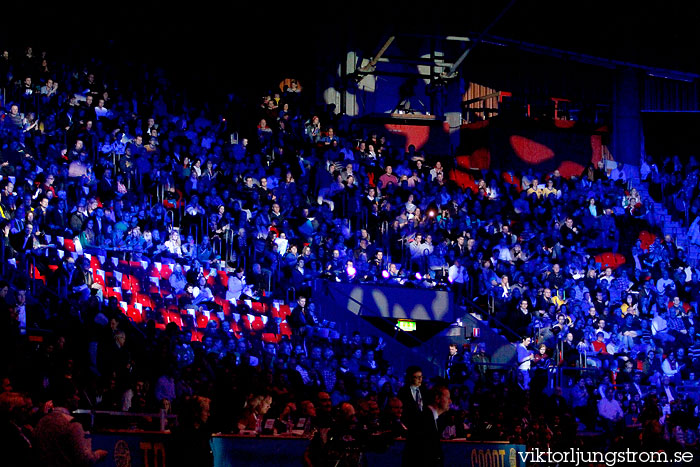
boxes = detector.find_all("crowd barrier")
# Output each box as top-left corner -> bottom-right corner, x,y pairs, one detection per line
90,431 -> 526,467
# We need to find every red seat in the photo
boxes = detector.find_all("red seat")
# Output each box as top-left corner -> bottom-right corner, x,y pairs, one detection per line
594,252 -> 626,270
228,320 -> 242,338
90,256 -> 102,271
48,264 -> 59,272
251,316 -> 265,332
29,264 -> 46,285
196,313 -> 209,329
128,277 -> 141,293
160,264 -> 173,280
64,238 -> 76,252
149,265 -> 161,279
638,231 -> 656,251
127,307 -> 143,323
167,312 -> 183,328
251,301 -> 265,314
241,315 -> 252,331
262,333 -> 280,344
279,304 -> 291,320
204,270 -> 217,287
218,270 -> 229,286
279,322 -> 292,337
191,330 -> 203,342
105,287 -> 123,301
135,293 -> 154,309
94,270 -> 106,286
270,308 -> 281,319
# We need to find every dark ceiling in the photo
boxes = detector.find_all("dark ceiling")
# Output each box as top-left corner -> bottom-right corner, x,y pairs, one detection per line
1,1 -> 698,90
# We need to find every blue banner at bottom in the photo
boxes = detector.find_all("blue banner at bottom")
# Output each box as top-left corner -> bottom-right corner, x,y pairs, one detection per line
90,431 -> 526,467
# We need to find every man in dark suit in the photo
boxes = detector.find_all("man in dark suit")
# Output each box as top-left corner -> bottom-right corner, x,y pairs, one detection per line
402,384 -> 451,467
397,365 -> 426,430
631,371 -> 646,400
450,234 -> 467,261
445,343 -> 465,384
98,168 -> 115,202
288,295 -> 318,336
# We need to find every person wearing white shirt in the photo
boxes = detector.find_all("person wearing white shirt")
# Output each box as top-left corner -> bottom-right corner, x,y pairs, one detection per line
516,336 -> 534,389
448,260 -> 466,285
94,99 -> 111,120
662,350 -> 684,385
192,276 -> 214,305
226,268 -> 251,301
163,230 -> 183,257
429,161 -> 444,182
409,233 -> 433,260
495,243 -> 512,262
599,267 -> 615,287
448,259 -> 467,304
656,270 -> 676,296
405,194 -> 417,214
15,288 -> 27,335
594,319 -> 611,341
597,387 -> 623,431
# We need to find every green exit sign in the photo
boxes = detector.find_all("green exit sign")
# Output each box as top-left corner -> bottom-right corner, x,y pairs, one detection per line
397,319 -> 417,332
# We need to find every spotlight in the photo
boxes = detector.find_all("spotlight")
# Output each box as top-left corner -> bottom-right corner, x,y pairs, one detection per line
415,272 -> 422,280
382,270 -> 390,279
346,265 -> 356,276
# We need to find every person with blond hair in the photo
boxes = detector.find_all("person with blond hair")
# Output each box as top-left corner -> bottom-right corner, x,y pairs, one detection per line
237,394 -> 273,432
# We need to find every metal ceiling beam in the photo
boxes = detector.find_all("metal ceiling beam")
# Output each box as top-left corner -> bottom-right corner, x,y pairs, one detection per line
398,33 -> 472,42
399,29 -> 699,82
445,0 -> 519,78
367,70 -> 434,79
359,35 -> 395,72
478,33 -> 700,82
376,56 -> 454,67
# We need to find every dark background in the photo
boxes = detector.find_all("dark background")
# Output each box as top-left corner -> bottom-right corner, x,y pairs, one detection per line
1,1 -> 698,157
1,1 -> 698,93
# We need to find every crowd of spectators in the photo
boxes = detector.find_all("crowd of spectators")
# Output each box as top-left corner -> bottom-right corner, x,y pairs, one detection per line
1,43 -> 700,464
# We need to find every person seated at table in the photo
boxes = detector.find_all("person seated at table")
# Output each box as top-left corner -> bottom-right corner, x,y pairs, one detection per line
237,394 -> 273,433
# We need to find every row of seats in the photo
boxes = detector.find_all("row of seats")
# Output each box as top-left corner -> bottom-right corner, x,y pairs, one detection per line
26,242 -> 298,343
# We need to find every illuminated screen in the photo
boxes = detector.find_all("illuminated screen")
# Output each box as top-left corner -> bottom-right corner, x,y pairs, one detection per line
397,319 -> 417,332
